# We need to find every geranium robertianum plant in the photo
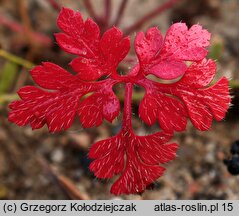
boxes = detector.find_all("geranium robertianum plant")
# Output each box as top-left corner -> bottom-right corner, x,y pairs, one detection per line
8,8 -> 231,195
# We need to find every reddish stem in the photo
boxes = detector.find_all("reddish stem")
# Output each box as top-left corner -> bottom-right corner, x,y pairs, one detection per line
124,0 -> 181,35
83,0 -> 100,22
46,0 -> 61,11
0,15 -> 52,47
104,0 -> 111,26
122,83 -> 133,131
0,15 -> 21,32
114,0 -> 128,26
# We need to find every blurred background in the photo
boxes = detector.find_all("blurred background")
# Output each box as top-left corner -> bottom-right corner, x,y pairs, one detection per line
0,0 -> 239,199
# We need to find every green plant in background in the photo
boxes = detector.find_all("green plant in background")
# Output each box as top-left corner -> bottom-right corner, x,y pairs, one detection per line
208,36 -> 224,60
0,61 -> 18,95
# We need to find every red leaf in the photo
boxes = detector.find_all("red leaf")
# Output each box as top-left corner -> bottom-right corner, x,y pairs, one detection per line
78,90 -> 120,128
139,91 -> 187,132
138,59 -> 230,132
135,23 -> 211,80
8,8 -> 231,195
100,27 -> 130,68
30,62 -> 80,90
89,136 -> 125,179
9,63 -> 119,132
135,27 -> 163,63
56,8 -> 130,81
179,77 -> 230,130
179,58 -> 216,88
161,23 -> 210,60
9,85 -> 81,132
56,8 -> 99,57
149,59 -> 187,80
89,131 -> 178,195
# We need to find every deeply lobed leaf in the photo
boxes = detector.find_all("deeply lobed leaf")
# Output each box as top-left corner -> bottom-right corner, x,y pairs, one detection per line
89,131 -> 178,195
8,8 -> 231,195
135,23 -> 211,80
138,59 -> 231,132
56,8 -> 130,81
8,63 -> 119,132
